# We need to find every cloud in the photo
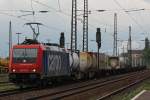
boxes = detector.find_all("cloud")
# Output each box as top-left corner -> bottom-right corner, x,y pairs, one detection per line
0,0 -> 149,57
143,0 -> 150,3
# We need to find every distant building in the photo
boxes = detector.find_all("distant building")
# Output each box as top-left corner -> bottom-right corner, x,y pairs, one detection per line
119,50 -> 144,67
130,50 -> 144,67
119,52 -> 128,68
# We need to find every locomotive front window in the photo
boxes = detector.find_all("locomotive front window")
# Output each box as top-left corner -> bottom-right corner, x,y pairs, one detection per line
13,48 -> 38,63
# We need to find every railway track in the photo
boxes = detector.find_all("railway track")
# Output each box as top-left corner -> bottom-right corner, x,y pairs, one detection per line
0,70 -> 149,100
0,89 -> 22,96
26,70 -> 149,100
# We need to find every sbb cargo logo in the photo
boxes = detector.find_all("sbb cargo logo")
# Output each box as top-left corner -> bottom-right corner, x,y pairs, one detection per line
47,54 -> 61,73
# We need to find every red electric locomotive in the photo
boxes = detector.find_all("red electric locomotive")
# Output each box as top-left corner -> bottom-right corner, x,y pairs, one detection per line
9,44 -> 43,85
9,39 -> 71,86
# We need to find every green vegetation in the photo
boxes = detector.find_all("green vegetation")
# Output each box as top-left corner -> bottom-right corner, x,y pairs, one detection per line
0,58 -> 9,67
111,79 -> 150,100
0,83 -> 18,92
0,74 -> 8,83
143,38 -> 150,67
143,48 -> 150,66
0,74 -> 18,92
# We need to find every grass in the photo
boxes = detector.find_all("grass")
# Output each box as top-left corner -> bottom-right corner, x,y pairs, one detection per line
0,84 -> 18,92
0,74 -> 8,83
0,74 -> 18,92
110,79 -> 150,100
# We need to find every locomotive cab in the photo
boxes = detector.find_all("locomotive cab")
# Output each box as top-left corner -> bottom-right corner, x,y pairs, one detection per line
9,44 -> 44,84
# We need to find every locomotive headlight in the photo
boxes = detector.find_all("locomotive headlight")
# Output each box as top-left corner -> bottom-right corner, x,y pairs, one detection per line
32,69 -> 36,72
12,69 -> 16,72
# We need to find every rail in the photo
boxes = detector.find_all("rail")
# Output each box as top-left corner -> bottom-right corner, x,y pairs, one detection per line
0,70 -> 149,100
28,70 -> 150,100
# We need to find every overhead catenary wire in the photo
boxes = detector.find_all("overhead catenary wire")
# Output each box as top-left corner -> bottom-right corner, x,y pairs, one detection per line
32,0 -> 71,16
0,11 -> 66,34
32,0 -> 99,38
112,0 -> 147,34
0,1 -> 68,33
32,0 -> 130,36
2,0 -> 146,46
3,1 -> 140,36
0,11 -> 31,22
32,0 -> 99,30
0,8 -> 149,13
30,0 -> 36,22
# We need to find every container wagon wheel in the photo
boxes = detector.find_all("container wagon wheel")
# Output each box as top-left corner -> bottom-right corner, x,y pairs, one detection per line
88,72 -> 95,79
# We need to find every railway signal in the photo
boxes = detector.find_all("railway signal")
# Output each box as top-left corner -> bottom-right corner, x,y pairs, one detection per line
60,32 -> 65,48
96,28 -> 101,49
96,28 -> 101,69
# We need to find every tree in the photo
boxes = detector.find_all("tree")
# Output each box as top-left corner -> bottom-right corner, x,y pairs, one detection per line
145,37 -> 149,49
143,48 -> 150,66
143,37 -> 150,67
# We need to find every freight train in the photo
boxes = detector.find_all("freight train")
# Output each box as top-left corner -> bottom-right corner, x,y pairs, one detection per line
9,39 -> 146,87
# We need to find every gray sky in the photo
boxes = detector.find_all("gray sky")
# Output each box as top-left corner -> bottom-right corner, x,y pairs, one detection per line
0,0 -> 150,57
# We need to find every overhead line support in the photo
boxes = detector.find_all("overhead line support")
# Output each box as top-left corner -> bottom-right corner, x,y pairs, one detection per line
71,0 -> 77,52
83,0 -> 88,52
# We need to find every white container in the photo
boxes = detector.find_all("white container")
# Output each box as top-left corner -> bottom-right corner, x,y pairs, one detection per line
69,52 -> 80,70
65,50 -> 80,71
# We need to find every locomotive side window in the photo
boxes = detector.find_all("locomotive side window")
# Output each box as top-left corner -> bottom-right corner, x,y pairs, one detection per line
13,48 -> 37,63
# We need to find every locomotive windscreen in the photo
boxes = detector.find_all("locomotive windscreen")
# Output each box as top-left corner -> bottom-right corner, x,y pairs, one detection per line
13,48 -> 37,63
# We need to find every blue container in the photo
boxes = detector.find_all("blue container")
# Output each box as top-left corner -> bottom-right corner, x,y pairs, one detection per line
43,51 -> 71,77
